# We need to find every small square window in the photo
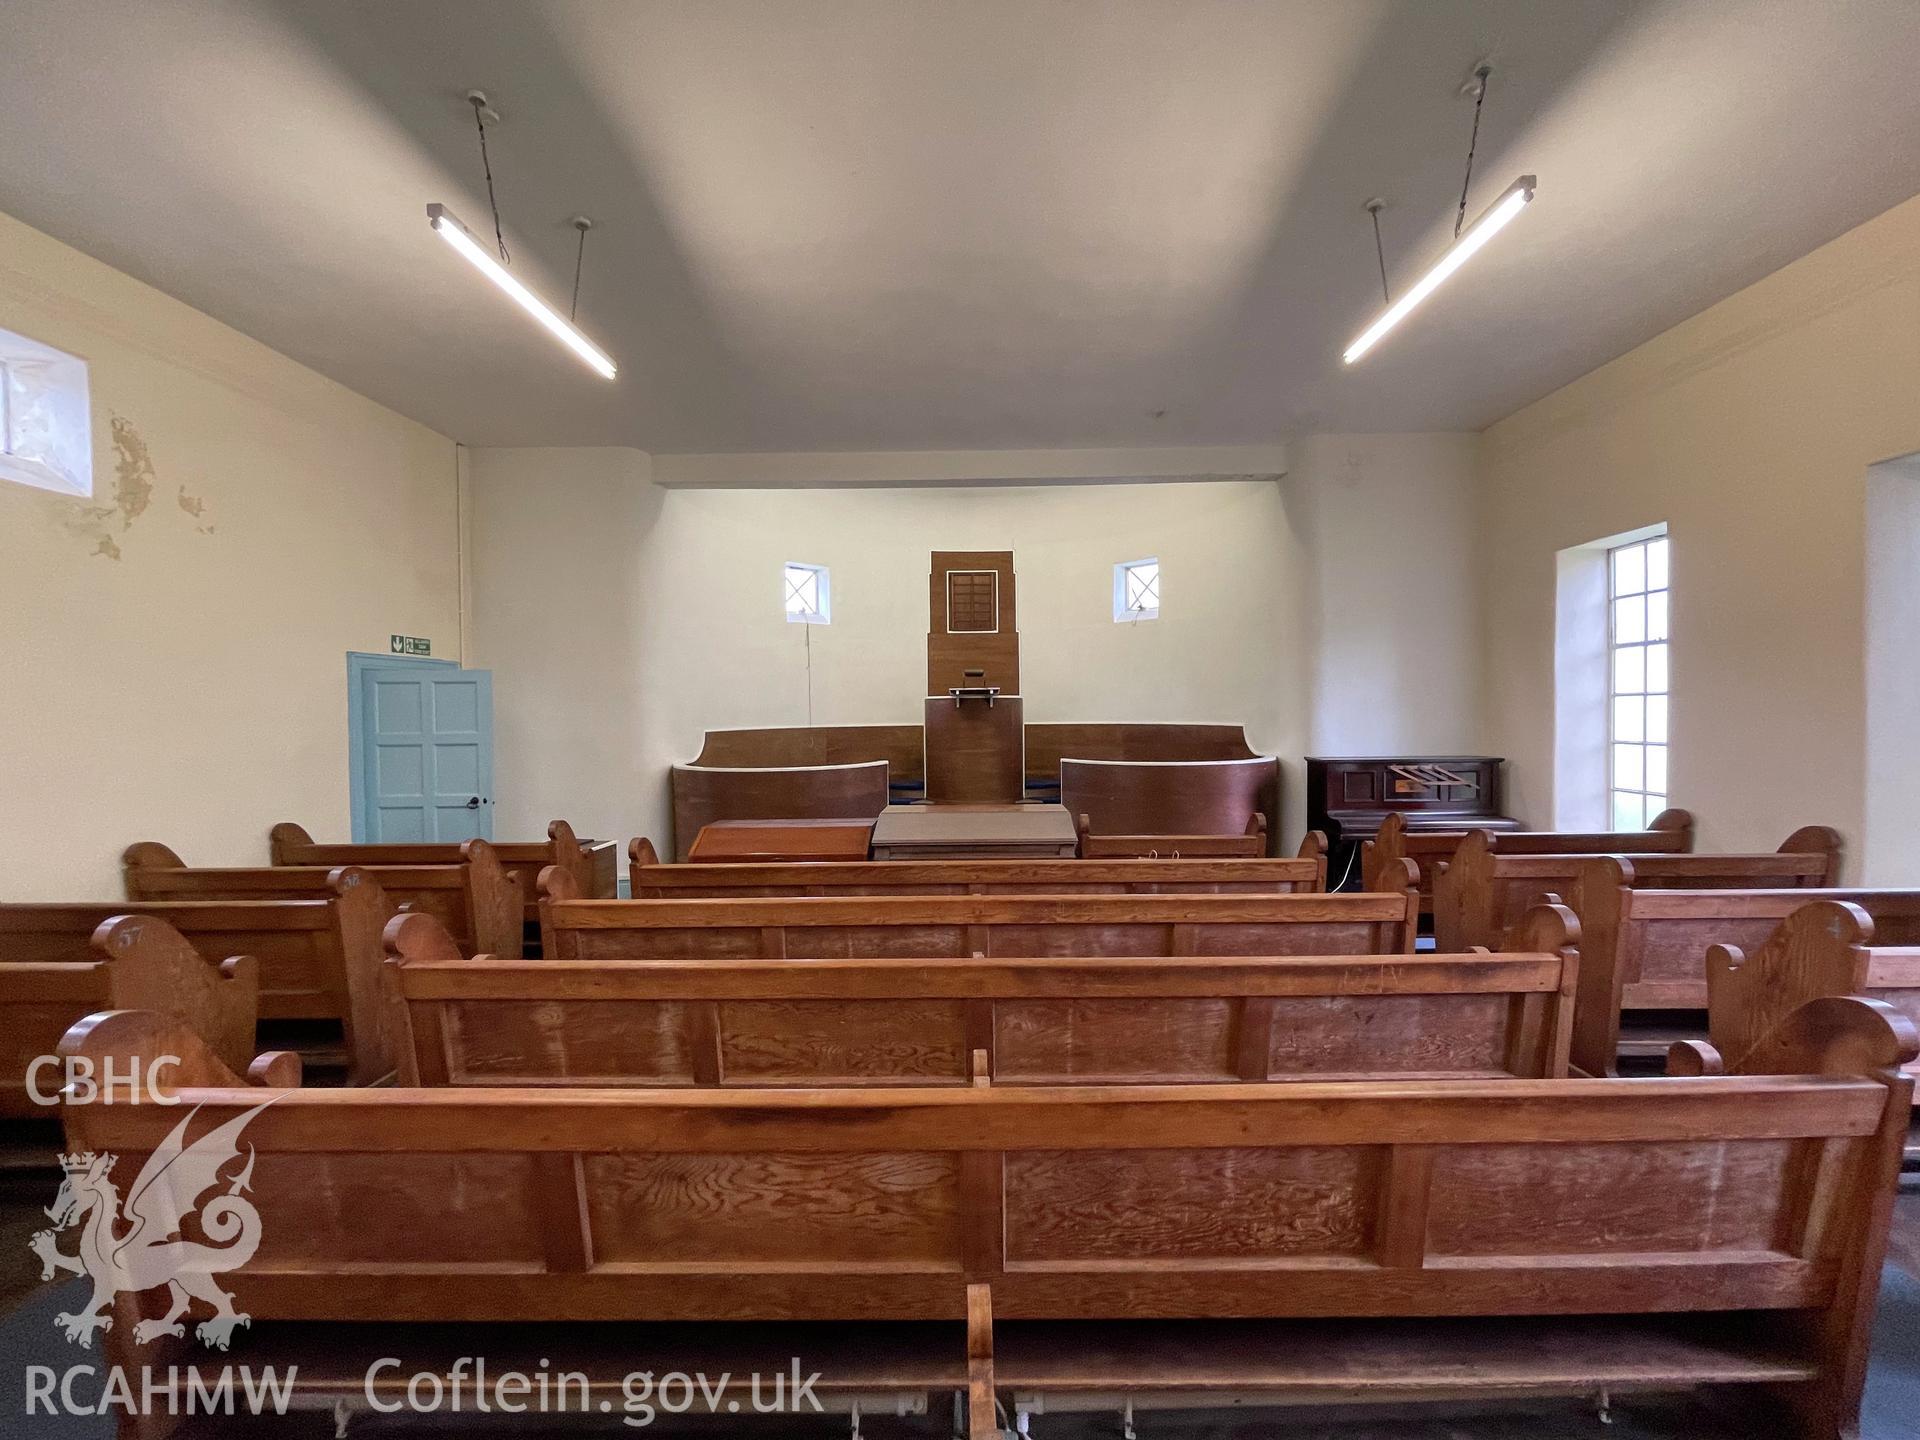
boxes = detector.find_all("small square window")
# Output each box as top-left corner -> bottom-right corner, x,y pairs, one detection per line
0,327 -> 92,497
784,561 -> 830,624
1114,558 -> 1159,622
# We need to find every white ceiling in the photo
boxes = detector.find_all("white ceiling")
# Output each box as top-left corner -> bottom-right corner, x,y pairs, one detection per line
2,0 -> 1919,453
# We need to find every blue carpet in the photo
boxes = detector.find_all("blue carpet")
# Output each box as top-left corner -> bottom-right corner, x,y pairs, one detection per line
1864,1263 -> 1920,1438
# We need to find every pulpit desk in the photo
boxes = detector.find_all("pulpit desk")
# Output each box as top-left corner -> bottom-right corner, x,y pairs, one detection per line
868,804 -> 1079,860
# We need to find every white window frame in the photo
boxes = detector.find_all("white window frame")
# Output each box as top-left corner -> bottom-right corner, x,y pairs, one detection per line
783,561 -> 831,625
0,327 -> 93,497
1113,558 -> 1160,622
1607,530 -> 1670,830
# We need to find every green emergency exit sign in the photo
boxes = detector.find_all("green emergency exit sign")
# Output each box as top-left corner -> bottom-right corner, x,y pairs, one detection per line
389,635 -> 431,657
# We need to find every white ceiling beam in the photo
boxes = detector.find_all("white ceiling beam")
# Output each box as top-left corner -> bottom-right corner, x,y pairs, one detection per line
650,445 -> 1288,490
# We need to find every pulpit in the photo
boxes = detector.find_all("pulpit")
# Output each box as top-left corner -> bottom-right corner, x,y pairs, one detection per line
923,550 -> 1025,803
925,693 -> 1023,802
667,549 -> 1280,853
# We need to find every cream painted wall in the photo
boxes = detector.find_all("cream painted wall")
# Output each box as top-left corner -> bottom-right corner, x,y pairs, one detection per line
468,455 -> 1343,853
466,447 -> 660,852
1286,434 -> 1483,759
468,444 -> 1488,858
0,210 -> 460,898
1865,453 -> 1920,885
1481,194 -> 1920,874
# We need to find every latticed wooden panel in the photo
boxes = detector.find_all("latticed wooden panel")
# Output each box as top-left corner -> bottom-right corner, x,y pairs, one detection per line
947,571 -> 997,633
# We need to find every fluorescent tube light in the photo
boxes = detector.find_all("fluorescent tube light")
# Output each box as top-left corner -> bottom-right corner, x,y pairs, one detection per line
427,203 -> 617,379
1342,175 -> 1535,365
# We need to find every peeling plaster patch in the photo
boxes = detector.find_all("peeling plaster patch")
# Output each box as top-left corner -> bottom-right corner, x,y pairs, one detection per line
109,416 -> 156,527
59,415 -> 214,558
62,500 -> 122,559
177,484 -> 213,534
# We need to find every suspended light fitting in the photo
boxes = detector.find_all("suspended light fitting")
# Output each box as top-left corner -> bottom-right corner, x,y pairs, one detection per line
427,91 -> 617,380
428,204 -> 616,378
1343,64 -> 1535,365
1342,175 -> 1534,364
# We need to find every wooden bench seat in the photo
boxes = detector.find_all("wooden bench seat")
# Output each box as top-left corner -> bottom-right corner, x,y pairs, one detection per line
270,819 -> 616,921
0,872 -> 389,1082
1,916 -> 257,1116
124,838 -> 522,958
542,864 -> 1418,960
1363,808 -> 1694,915
629,835 -> 1327,898
385,904 -> 1578,1087
1433,826 -> 1841,952
58,984 -> 1915,1440
1573,860 -> 1920,1076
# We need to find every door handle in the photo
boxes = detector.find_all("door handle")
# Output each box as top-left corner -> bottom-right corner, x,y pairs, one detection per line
465,796 -> 481,810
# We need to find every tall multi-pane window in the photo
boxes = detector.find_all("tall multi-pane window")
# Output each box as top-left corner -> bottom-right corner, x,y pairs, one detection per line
1609,532 -> 1669,829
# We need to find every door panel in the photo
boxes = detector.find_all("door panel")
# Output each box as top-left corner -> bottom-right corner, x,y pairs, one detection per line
370,674 -> 431,841
351,656 -> 494,842
428,670 -> 492,843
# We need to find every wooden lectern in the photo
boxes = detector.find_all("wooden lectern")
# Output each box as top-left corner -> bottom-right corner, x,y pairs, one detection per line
924,550 -> 1024,803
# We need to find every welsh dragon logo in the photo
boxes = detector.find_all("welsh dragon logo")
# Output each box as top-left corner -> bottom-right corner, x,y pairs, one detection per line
29,1103 -> 272,1351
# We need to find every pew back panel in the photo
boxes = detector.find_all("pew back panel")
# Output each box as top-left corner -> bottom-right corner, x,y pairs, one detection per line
125,839 -> 521,958
1,917 -> 256,1116
388,907 -> 1578,1088
271,819 -> 616,915
0,880 -> 390,1083
1433,829 -> 1842,953
1572,863 -> 1920,1075
61,998 -> 1913,1440
670,760 -> 891,862
1073,814 -> 1281,861
540,878 -> 1419,963
1363,809 -> 1695,913
1699,902 -> 1920,1084
1060,756 -> 1280,854
628,838 -> 1325,899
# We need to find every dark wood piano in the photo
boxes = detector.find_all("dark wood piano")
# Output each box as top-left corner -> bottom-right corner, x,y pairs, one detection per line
1306,755 -> 1524,890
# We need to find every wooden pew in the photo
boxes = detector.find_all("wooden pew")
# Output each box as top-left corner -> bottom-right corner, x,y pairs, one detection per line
385,904 -> 1578,1087
628,834 -> 1326,898
1075,813 -> 1281,861
1363,808 -> 1695,915
1058,754 -> 1281,853
1,916 -> 258,1117
1572,859 -> 1920,1076
60,990 -> 1914,1440
542,863 -> 1419,960
0,873 -> 390,1084
124,838 -> 523,958
1433,826 -> 1841,953
670,758 -> 891,861
1671,898 -> 1920,1161
270,818 -> 618,920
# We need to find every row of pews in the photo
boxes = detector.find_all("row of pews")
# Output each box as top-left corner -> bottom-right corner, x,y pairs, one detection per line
7,811 -> 1919,1438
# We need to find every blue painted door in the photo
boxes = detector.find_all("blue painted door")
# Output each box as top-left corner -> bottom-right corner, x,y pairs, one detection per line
350,655 -> 494,842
